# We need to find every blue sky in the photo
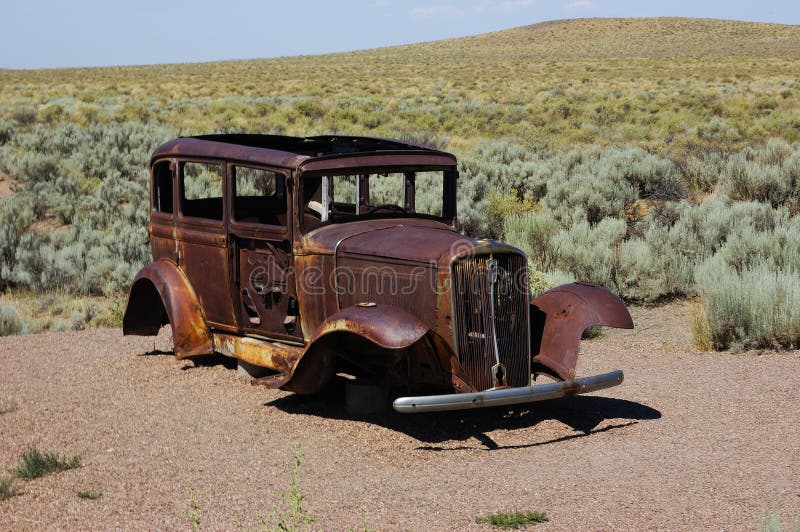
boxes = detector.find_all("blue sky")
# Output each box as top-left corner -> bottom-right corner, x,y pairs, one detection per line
1,0 -> 798,69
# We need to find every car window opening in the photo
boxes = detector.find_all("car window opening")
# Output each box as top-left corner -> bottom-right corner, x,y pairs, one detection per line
302,169 -> 446,231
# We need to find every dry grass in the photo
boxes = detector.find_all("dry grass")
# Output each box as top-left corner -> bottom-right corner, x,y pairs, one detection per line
0,289 -> 125,334
690,299 -> 714,351
1,18 -> 798,154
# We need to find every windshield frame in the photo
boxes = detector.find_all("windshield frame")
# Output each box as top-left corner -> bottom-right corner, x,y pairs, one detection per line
298,165 -> 457,233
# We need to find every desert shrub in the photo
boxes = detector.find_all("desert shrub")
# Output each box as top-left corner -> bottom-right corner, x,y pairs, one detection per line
93,296 -> 125,328
542,145 -> 683,225
616,239 -> 667,301
486,191 -> 538,238
459,142 -> 684,234
68,300 -> 99,330
708,216 -> 800,274
697,117 -> 741,144
504,210 -> 575,296
681,150 -> 724,192
548,217 -> 626,290
10,104 -> 37,126
37,104 -> 66,124
0,199 -> 36,289
655,194 -> 780,259
0,121 -> 174,296
529,268 -> 575,297
0,119 -> 14,145
695,261 -> 800,350
0,301 -> 22,336
475,510 -> 548,528
389,130 -> 450,150
503,210 -> 559,271
718,139 -> 800,210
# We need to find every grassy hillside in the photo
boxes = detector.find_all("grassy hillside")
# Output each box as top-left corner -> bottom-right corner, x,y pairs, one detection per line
0,17 -> 799,348
2,18 -> 798,151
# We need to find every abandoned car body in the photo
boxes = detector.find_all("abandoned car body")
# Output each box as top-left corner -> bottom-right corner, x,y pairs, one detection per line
123,134 -> 633,413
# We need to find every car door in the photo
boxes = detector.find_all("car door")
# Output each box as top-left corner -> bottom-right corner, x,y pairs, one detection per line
228,163 -> 301,341
176,159 -> 238,329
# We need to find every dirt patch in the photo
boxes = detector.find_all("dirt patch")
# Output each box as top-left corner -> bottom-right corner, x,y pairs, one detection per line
0,178 -> 15,198
0,302 -> 798,529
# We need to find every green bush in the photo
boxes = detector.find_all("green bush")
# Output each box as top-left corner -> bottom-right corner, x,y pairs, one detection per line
720,139 -> 800,210
549,217 -> 626,291
695,262 -> 800,350
503,210 -> 559,271
0,121 -> 173,296
0,301 -> 22,336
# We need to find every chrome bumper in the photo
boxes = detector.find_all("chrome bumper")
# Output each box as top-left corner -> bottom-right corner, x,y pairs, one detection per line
392,370 -> 624,413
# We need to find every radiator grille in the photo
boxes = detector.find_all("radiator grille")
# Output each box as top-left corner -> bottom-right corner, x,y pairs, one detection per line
451,253 -> 530,391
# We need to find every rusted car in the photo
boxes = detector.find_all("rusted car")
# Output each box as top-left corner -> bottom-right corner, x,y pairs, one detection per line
124,134 -> 633,413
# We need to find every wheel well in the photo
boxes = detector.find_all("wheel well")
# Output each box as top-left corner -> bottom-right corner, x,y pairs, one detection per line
291,330 -> 453,395
123,279 -> 169,336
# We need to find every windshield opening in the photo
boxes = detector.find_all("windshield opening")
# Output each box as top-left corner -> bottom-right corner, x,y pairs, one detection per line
301,167 -> 452,232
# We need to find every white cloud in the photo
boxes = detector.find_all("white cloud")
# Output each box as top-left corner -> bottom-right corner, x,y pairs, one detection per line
565,0 -> 593,9
374,0 -> 392,8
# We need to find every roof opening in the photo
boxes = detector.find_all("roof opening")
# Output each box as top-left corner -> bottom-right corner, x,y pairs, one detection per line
190,134 -> 436,157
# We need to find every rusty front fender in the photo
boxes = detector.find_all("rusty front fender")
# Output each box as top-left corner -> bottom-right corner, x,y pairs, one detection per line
123,259 -> 213,359
312,303 -> 429,349
530,282 -> 633,381
253,304 -> 433,394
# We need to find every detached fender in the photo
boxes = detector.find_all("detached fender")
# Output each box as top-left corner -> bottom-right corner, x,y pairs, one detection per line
530,282 -> 633,381
123,259 -> 213,359
253,304 -> 432,394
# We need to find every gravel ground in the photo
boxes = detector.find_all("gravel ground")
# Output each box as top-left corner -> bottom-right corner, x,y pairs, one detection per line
1,301 -> 799,530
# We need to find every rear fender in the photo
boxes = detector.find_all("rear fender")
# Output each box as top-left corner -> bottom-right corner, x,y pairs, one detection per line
123,259 -> 213,359
530,282 -> 633,380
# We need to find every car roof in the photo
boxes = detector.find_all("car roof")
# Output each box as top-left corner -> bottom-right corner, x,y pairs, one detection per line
151,134 -> 457,171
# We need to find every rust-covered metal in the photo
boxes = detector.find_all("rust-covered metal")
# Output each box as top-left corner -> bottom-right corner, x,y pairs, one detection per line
530,283 -> 634,380
213,332 -> 301,374
123,259 -> 213,359
307,304 -> 428,349
250,304 -> 435,395
125,134 -> 635,413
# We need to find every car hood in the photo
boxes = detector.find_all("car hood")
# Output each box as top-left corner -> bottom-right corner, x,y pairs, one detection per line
301,218 -> 521,267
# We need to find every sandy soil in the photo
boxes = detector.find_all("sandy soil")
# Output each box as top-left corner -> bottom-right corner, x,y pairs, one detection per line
1,302 -> 798,530
0,179 -> 15,199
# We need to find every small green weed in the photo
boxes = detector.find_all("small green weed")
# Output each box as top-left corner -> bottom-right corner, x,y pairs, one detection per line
582,326 -> 603,340
0,403 -> 17,415
0,477 -> 19,500
76,490 -> 102,500
476,510 -> 549,529
267,442 -> 315,531
188,488 -> 202,531
757,506 -> 800,532
230,442 -> 316,531
14,448 -> 82,480
348,506 -> 376,532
